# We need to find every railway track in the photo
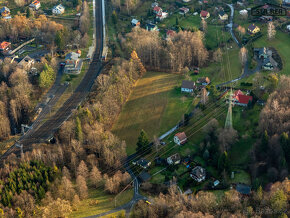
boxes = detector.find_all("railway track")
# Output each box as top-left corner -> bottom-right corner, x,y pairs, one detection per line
0,0 -> 104,161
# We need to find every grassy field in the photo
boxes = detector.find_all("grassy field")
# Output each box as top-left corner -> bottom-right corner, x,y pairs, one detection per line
69,188 -> 133,218
252,31 -> 290,75
112,71 -> 193,155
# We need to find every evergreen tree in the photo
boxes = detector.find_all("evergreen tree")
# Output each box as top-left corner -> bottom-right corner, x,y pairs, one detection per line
218,151 -> 230,173
136,130 -> 151,155
26,8 -> 31,18
280,132 -> 289,164
112,10 -> 118,24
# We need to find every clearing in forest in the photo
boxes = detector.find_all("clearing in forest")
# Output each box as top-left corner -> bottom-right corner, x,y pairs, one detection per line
112,71 -> 193,155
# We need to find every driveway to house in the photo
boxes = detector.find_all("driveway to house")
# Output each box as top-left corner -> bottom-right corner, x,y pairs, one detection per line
216,4 -> 263,87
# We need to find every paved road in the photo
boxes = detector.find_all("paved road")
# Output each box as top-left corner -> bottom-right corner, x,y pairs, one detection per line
86,163 -> 148,218
216,4 -> 263,87
0,0 -> 104,160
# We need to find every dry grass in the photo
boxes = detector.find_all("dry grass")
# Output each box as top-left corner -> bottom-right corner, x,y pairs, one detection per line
112,71 -> 193,155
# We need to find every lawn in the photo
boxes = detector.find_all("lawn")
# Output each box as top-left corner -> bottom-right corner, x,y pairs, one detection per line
69,188 -> 133,218
112,71 -> 193,155
252,30 -> 290,75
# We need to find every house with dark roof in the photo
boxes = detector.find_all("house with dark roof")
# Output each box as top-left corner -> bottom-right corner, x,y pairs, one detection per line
174,132 -> 187,145
236,184 -> 251,195
64,52 -> 83,74
18,55 -> 35,71
190,166 -> 206,182
254,47 -> 277,70
218,11 -> 228,20
167,153 -> 181,165
197,77 -> 210,85
200,10 -> 210,19
133,158 -> 151,169
146,23 -> 158,31
181,80 -> 196,93
233,90 -> 253,106
248,24 -> 260,34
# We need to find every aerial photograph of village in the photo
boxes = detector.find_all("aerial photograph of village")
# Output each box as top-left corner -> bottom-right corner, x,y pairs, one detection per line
0,0 -> 289,217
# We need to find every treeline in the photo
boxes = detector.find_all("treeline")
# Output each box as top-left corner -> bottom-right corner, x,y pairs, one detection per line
133,179 -> 289,217
0,1 -> 90,51
124,28 -> 209,72
0,56 -> 57,140
0,57 -> 144,216
250,75 -> 290,186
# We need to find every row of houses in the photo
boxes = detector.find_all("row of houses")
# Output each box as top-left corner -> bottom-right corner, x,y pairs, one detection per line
134,155 -> 206,183
0,2 -> 65,19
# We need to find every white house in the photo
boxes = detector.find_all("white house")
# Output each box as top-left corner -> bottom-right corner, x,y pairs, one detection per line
52,4 -> 65,15
239,9 -> 248,16
287,25 -> 290,32
29,0 -> 41,10
174,132 -> 187,145
181,80 -> 196,93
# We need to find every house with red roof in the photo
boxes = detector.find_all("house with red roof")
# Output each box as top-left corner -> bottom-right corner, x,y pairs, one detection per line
200,10 -> 210,19
0,41 -> 11,55
30,0 -> 41,10
153,6 -> 162,14
174,132 -> 187,145
233,90 -> 253,106
156,11 -> 168,21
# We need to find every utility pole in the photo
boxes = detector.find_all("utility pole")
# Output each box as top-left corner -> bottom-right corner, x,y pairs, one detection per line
225,89 -> 233,129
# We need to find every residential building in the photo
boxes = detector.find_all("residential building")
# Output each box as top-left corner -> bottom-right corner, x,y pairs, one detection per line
52,4 -> 65,15
179,7 -> 189,15
233,90 -> 253,106
183,0 -> 191,2
156,11 -> 168,21
174,132 -> 187,145
198,77 -> 211,85
181,80 -> 196,93
286,24 -> 290,31
30,0 -> 41,10
190,166 -> 206,182
200,10 -> 210,19
254,47 -> 277,70
248,24 -> 260,34
219,11 -> 228,20
64,52 -> 82,74
236,184 -> 251,195
18,55 -> 35,71
239,9 -> 248,16
146,23 -> 158,31
236,1 -> 244,7
151,2 -> 158,8
0,41 -> 11,55
153,6 -> 162,14
133,158 -> 151,169
0,7 -> 10,17
131,18 -> 140,27
167,153 -> 181,165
